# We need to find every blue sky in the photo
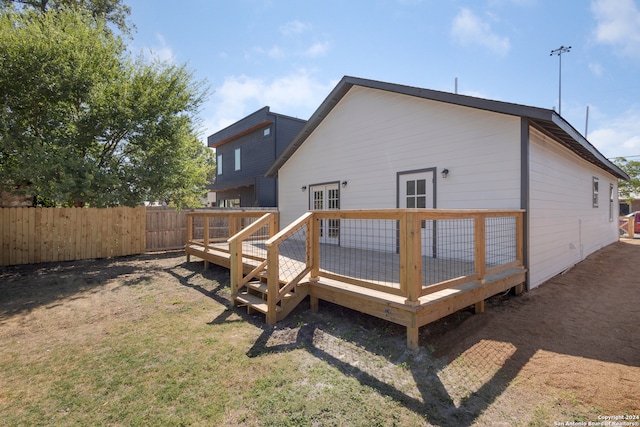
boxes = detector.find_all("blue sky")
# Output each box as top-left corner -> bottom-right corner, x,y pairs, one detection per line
126,0 -> 640,160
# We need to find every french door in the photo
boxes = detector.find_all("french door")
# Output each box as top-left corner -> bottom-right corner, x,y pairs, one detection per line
310,183 -> 340,245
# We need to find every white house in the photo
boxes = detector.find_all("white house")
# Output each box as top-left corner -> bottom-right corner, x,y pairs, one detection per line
266,76 -> 628,290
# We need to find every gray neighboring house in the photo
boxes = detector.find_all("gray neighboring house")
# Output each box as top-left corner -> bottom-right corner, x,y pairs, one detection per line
207,107 -> 305,207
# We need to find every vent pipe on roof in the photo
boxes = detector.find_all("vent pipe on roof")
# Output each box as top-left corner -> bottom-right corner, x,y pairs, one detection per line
455,77 -> 458,94
585,105 -> 590,138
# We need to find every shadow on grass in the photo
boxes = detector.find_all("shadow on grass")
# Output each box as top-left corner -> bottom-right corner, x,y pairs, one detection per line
169,257 -> 529,427
235,299 -> 532,427
161,240 -> 640,425
0,251 -> 184,319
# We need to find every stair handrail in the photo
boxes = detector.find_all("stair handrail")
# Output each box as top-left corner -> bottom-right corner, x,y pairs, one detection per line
264,212 -> 314,324
227,212 -> 278,298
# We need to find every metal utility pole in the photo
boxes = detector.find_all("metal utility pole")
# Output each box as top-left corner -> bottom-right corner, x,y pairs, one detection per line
550,45 -> 571,115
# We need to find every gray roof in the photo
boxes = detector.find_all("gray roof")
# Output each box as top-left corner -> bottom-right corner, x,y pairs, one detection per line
266,76 -> 628,180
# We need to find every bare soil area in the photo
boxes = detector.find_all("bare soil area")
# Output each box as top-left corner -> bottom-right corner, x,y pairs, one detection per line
0,239 -> 639,426
429,238 -> 640,417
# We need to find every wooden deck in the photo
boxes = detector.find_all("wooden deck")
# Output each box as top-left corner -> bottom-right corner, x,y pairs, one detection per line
185,208 -> 526,349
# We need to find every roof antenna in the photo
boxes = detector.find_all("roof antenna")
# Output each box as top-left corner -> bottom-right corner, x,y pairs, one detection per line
550,45 -> 571,116
455,77 -> 458,94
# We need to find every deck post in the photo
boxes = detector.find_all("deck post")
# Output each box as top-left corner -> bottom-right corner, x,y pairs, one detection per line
515,212 -> 524,266
266,243 -> 279,325
187,215 -> 193,243
407,326 -> 419,350
228,214 -> 238,239
474,213 -> 487,284
203,215 -> 210,250
229,237 -> 242,306
403,210 -> 421,306
309,214 -> 320,282
186,214 -> 193,262
269,212 -> 279,238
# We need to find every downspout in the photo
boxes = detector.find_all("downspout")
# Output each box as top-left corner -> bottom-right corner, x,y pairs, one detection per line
520,117 -> 531,291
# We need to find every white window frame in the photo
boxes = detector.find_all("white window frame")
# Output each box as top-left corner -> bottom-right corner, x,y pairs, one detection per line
609,183 -> 614,221
592,177 -> 599,208
234,148 -> 241,171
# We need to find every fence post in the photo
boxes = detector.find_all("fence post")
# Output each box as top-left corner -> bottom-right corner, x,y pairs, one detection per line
474,213 -> 486,284
403,210 -> 421,306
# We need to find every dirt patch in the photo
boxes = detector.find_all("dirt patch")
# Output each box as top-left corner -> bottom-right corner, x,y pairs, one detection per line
429,239 -> 640,416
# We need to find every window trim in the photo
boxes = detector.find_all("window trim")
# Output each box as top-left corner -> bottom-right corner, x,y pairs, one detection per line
592,176 -> 599,208
609,183 -> 614,221
234,148 -> 241,171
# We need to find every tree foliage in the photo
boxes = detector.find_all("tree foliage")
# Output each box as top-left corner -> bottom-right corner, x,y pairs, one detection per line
0,8 -> 214,208
614,158 -> 640,202
0,0 -> 133,35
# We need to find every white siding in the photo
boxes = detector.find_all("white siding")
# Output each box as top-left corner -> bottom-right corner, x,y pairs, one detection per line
278,86 -> 522,226
528,129 -> 619,288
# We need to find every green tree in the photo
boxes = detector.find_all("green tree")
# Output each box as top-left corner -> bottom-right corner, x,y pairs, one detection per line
0,0 -> 133,35
614,158 -> 640,203
0,8 -> 214,208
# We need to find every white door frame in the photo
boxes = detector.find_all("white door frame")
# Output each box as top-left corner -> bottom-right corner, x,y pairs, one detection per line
309,181 -> 341,245
397,168 -> 437,256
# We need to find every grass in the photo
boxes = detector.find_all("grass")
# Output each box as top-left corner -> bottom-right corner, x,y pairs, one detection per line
0,252 -> 618,426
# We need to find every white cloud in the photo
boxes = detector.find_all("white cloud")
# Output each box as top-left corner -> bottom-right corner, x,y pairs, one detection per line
254,45 -> 286,59
280,20 -> 312,36
142,33 -> 176,63
206,71 -> 338,136
588,108 -> 640,158
592,0 -> 640,59
589,62 -> 604,76
451,8 -> 511,56
304,41 -> 330,57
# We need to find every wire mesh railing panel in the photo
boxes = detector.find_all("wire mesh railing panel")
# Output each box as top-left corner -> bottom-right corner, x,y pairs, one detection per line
190,216 -> 205,241
320,219 -> 400,288
209,216 -> 230,240
421,218 -> 476,286
277,224 -> 308,282
485,216 -> 517,268
240,218 -> 272,261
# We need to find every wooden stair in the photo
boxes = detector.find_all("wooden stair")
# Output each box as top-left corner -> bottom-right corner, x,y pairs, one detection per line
233,275 -> 308,323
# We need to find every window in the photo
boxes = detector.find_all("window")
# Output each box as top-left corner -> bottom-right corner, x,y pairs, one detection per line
234,148 -> 241,171
592,177 -> 599,208
609,183 -> 614,221
263,127 -> 270,137
406,179 -> 427,208
219,198 -> 240,208
217,154 -> 223,175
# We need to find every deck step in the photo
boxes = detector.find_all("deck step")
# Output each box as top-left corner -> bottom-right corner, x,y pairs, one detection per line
234,292 -> 282,314
245,281 -> 295,299
246,280 -> 268,293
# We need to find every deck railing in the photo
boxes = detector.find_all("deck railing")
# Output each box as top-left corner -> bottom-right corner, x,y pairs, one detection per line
186,210 -> 276,251
227,212 -> 279,298
254,209 -> 524,308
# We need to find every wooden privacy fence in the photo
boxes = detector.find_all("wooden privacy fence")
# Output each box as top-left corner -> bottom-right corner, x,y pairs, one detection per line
0,206 -> 146,266
146,207 -> 189,252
